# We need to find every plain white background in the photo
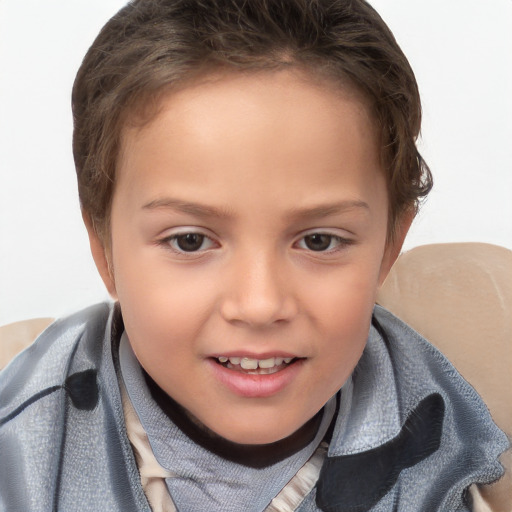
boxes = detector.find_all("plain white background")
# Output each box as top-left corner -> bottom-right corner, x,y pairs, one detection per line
1,0 -> 511,325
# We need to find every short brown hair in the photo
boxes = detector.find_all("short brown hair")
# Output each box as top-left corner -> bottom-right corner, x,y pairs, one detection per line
72,0 -> 432,242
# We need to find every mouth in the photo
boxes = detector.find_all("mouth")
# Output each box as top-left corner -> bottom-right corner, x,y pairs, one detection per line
208,353 -> 305,398
213,355 -> 299,375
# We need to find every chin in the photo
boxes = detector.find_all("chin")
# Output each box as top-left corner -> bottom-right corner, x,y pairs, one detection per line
208,418 -> 295,445
227,431 -> 284,445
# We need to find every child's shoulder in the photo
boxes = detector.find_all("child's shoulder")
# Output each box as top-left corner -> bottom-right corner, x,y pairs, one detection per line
370,304 -> 505,430
0,303 -> 114,440
0,302 -> 111,396
0,302 -> 148,511
318,306 -> 509,511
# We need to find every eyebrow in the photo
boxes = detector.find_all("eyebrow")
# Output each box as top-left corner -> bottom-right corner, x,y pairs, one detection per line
142,198 -> 233,219
142,197 -> 369,220
286,200 -> 370,221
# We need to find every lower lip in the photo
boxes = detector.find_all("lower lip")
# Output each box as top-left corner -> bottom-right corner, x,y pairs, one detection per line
207,359 -> 304,398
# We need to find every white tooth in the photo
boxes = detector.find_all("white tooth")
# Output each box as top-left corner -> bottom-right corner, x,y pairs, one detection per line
258,357 -> 275,369
274,357 -> 284,365
283,357 -> 293,364
229,357 -> 241,365
259,366 -> 280,375
240,357 -> 258,370
218,356 -> 228,363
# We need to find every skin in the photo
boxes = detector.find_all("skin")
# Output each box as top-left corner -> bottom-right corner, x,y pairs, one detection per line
86,69 -> 412,444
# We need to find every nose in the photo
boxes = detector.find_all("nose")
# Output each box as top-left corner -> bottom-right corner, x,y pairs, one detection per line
220,249 -> 298,327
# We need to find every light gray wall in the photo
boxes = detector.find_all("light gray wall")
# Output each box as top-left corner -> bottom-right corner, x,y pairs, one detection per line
1,0 -> 511,325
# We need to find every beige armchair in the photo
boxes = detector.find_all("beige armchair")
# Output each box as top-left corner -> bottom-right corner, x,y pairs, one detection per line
1,242 -> 511,509
0,316 -> 54,369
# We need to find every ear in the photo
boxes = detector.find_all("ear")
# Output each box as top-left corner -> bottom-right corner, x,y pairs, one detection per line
82,211 -> 118,299
378,209 -> 414,286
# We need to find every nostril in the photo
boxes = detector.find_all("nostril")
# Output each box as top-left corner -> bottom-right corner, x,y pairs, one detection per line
220,296 -> 298,327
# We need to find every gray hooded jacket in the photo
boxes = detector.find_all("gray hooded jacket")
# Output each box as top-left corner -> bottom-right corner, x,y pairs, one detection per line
0,303 -> 508,511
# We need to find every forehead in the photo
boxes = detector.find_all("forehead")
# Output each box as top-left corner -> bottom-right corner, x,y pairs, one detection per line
115,69 -> 385,213
120,68 -> 376,149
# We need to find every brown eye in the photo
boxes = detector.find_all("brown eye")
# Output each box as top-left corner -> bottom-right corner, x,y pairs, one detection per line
175,233 -> 206,252
303,234 -> 333,251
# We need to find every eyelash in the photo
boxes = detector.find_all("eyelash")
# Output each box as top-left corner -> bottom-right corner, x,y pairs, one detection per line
294,233 -> 354,253
159,231 -> 217,255
158,230 -> 353,257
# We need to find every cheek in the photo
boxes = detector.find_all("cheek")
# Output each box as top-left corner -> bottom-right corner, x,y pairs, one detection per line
319,298 -> 371,374
113,238 -> 208,309
304,261 -> 380,386
307,260 -> 380,328
111,250 -> 216,362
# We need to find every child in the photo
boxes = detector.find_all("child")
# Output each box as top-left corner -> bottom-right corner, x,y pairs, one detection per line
0,0 -> 508,510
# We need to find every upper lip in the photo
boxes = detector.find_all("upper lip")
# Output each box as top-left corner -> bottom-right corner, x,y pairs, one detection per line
210,351 -> 301,359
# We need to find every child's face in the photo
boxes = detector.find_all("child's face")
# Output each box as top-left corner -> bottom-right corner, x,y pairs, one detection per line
89,70 -> 409,444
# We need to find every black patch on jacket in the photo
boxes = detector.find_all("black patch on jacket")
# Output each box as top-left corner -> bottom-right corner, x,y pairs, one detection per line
316,393 -> 445,512
64,369 -> 99,411
0,369 -> 99,427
